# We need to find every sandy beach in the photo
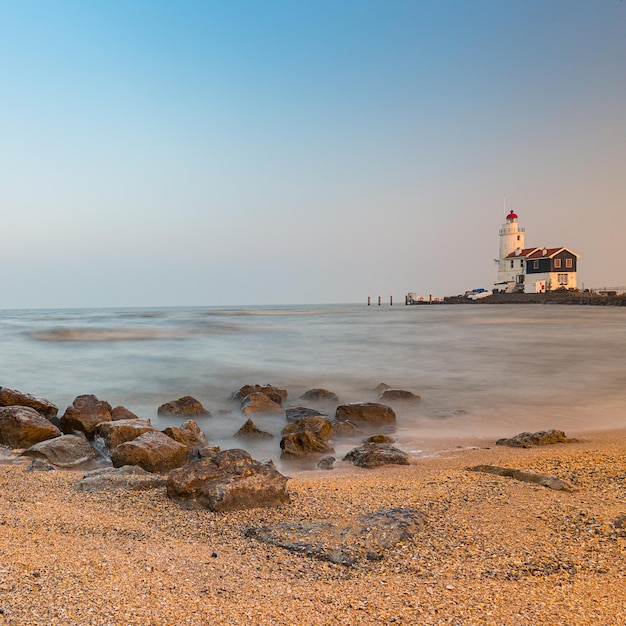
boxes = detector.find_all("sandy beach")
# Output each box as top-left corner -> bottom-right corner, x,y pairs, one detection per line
1,428 -> 625,625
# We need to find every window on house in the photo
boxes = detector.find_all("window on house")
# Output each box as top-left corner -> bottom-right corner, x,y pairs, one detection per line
554,259 -> 562,268
510,261 -> 514,268
565,258 -> 573,268
521,259 -> 524,266
517,235 -> 520,241
558,274 -> 568,285
533,260 -> 539,269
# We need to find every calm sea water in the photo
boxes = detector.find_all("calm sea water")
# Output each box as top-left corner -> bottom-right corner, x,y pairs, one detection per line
1,303 -> 625,468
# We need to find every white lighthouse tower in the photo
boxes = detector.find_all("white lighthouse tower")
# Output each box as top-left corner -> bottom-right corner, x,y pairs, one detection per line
495,210 -> 526,292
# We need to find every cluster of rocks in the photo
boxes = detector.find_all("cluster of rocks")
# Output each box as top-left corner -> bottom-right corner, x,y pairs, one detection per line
0,382 -> 420,512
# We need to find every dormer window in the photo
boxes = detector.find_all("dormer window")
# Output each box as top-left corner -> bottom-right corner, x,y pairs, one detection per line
554,259 -> 562,268
565,258 -> 573,268
533,260 -> 539,269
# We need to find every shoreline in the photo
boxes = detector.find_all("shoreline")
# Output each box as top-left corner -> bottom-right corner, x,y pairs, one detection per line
1,427 -> 626,624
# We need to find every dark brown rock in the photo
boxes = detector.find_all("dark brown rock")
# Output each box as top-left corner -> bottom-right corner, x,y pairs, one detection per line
0,406 -> 61,448
232,385 -> 287,405
0,386 -> 58,418
234,419 -> 274,439
166,449 -> 290,511
335,402 -> 396,426
285,406 -> 328,422
241,392 -> 284,415
317,456 -> 335,470
94,419 -> 155,455
364,434 -> 395,444
467,465 -> 576,491
76,465 -> 167,492
377,389 -> 421,403
22,434 -> 100,468
281,416 -> 333,440
373,383 -> 390,393
25,459 -> 55,472
299,388 -> 339,402
198,445 -> 221,458
344,442 -> 410,468
330,419 -> 362,437
280,416 -> 334,458
110,431 -> 192,473
280,431 -> 335,458
60,395 -> 113,438
163,420 -> 210,450
111,406 -> 140,421
495,429 -> 579,448
157,396 -> 211,417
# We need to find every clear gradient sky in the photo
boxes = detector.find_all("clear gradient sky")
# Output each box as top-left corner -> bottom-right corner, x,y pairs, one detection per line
1,1 -> 625,308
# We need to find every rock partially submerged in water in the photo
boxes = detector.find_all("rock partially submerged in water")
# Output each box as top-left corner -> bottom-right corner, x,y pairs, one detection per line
495,429 -> 579,448
245,507 -> 427,565
232,384 -> 287,406
0,406 -> 61,448
377,389 -> 421,403
344,439 -> 410,468
335,402 -> 396,426
22,434 -> 101,468
0,386 -> 58,418
166,448 -> 290,511
280,416 -> 334,458
234,418 -> 274,439
157,396 -> 211,418
299,388 -> 339,403
60,394 -> 113,438
241,392 -> 284,415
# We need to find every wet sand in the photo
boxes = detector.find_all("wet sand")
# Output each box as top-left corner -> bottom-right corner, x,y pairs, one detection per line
1,428 -> 625,625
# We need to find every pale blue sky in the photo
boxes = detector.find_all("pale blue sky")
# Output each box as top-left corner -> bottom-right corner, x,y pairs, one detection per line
1,0 -> 624,307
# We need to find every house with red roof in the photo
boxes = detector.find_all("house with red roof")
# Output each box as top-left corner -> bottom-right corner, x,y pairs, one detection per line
494,211 -> 579,293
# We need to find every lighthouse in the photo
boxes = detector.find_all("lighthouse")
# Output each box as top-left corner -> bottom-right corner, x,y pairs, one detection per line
493,209 -> 580,293
494,210 -> 526,292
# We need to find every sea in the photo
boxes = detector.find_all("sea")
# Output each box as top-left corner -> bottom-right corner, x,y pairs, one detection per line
1,303 -> 625,470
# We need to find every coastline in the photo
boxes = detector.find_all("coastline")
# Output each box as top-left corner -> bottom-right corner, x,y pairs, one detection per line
1,427 -> 625,624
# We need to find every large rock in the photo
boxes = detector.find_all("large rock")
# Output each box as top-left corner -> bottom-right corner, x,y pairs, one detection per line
76,466 -> 166,492
0,387 -> 58,418
234,419 -> 274,439
281,416 -> 333,440
280,416 -> 334,458
111,406 -> 140,421
162,420 -> 210,450
110,431 -> 192,473
335,403 -> 396,426
166,448 -> 290,511
233,384 -> 287,406
0,406 -> 61,449
60,395 -> 112,438
377,389 -> 421,403
157,396 -> 211,417
246,507 -> 427,565
344,441 -> 410,468
299,388 -> 339,403
241,392 -> 284,415
285,406 -> 328,422
495,429 -> 579,448
94,419 -> 155,455
21,434 -> 100,468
